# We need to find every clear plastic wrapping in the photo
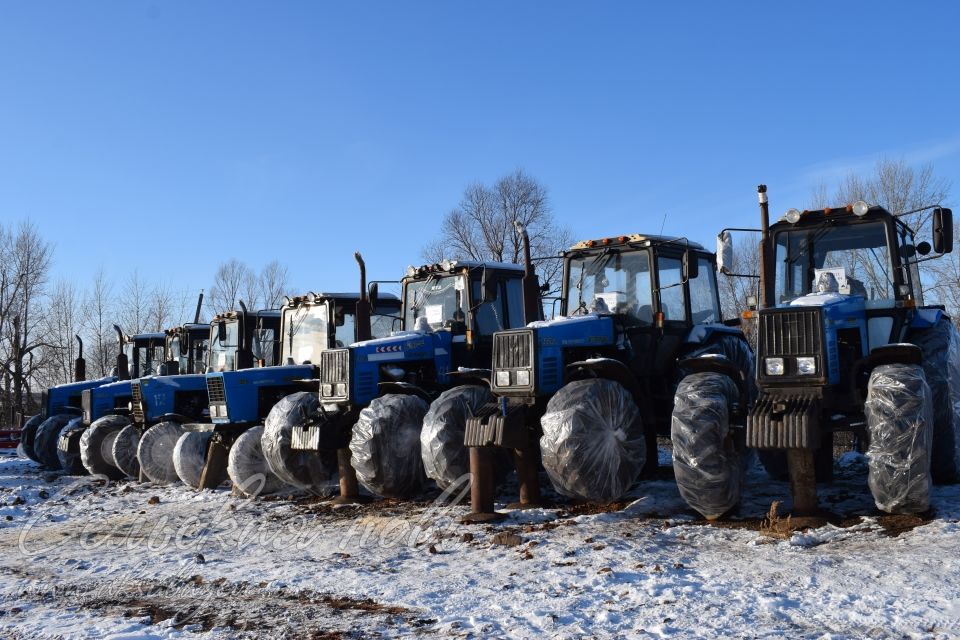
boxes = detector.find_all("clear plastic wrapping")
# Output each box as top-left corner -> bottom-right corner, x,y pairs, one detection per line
350,393 -> 429,498
865,363 -> 933,514
34,414 -> 74,470
262,392 -> 337,494
228,425 -> 289,496
539,378 -> 646,503
683,331 -> 756,402
421,385 -> 493,490
908,318 -> 960,482
19,414 -> 44,463
137,420 -> 185,484
671,372 -> 743,519
112,424 -> 142,478
80,415 -> 130,480
174,431 -> 217,489
56,417 -> 88,475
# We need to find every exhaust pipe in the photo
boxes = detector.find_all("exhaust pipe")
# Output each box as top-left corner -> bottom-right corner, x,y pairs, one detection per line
74,335 -> 86,382
113,324 -> 130,380
355,252 -> 372,342
514,220 -> 541,324
193,290 -> 204,324
757,185 -> 772,310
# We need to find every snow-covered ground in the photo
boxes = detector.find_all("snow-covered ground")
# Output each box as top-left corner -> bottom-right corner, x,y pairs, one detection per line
2,450 -> 959,639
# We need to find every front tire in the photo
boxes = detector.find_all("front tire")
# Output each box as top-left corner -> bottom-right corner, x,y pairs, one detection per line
671,372 -> 743,520
56,418 -> 88,475
421,385 -> 494,491
112,424 -> 142,478
539,378 -> 646,503
174,431 -> 227,489
137,421 -> 185,484
865,363 -> 934,514
262,392 -> 337,494
80,415 -> 130,479
34,414 -> 75,470
350,393 -> 429,498
228,425 -> 288,497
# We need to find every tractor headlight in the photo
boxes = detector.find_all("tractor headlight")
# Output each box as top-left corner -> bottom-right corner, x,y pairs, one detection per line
796,357 -> 816,375
765,357 -> 785,376
210,405 -> 219,417
321,384 -> 333,397
515,369 -> 530,386
335,383 -> 347,397
495,370 -> 511,387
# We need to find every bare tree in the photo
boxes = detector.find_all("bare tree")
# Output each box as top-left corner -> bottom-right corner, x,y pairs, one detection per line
259,260 -> 289,309
209,259 -> 254,315
37,279 -> 80,389
81,267 -> 117,378
118,269 -> 150,335
422,169 -> 572,295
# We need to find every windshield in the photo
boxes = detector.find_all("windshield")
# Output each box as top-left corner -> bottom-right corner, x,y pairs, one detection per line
404,274 -> 467,331
774,220 -> 894,303
123,340 -> 164,377
282,302 -> 330,364
565,249 -> 653,326
210,320 -> 239,372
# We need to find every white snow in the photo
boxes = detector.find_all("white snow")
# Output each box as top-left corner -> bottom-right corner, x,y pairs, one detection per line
2,450 -> 959,638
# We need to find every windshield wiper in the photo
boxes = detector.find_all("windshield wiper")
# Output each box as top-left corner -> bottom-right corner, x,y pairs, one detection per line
574,249 -> 612,314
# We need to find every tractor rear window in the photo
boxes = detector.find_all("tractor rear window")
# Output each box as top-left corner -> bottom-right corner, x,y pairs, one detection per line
775,221 -> 893,303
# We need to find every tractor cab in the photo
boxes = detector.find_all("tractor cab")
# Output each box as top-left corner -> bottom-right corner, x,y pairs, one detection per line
162,323 -> 210,376
120,332 -> 166,379
209,308 -> 281,373
81,331 -> 165,424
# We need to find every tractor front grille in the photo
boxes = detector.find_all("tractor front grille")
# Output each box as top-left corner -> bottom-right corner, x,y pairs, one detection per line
320,349 -> 349,385
131,381 -> 144,423
81,390 -> 92,424
493,330 -> 534,370
207,376 -> 226,404
759,308 -> 822,357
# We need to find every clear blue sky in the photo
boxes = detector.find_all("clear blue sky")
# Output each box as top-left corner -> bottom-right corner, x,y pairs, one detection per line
2,1 -> 958,303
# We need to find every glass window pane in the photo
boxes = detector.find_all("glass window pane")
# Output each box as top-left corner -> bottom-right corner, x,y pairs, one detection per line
657,257 -> 687,321
689,257 -> 720,324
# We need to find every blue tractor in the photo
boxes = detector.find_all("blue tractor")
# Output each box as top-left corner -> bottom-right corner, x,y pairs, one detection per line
465,232 -> 754,521
272,237 -> 542,503
736,185 -> 958,514
131,302 -> 282,486
178,254 -> 403,493
72,321 -> 211,480
24,329 -> 165,472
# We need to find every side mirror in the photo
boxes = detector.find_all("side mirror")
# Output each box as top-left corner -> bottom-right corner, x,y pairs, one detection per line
682,250 -> 699,281
217,320 -> 227,344
716,231 -> 733,275
368,282 -> 379,307
933,207 -> 953,254
481,269 -> 498,302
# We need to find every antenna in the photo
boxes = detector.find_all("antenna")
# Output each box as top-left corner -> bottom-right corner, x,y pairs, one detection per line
659,212 -> 667,236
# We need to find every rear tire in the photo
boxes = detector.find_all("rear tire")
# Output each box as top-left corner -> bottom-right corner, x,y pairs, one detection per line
228,426 -> 288,496
19,414 -> 44,463
56,418 -> 88,475
671,372 -> 743,520
34,414 -> 75,470
80,415 -> 130,479
350,393 -> 429,498
138,421 -> 185,484
539,378 -> 646,503
112,424 -> 142,478
865,363 -> 933,514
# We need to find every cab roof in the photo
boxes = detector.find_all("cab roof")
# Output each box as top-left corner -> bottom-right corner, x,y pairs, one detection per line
405,260 -> 525,279
570,233 -> 705,251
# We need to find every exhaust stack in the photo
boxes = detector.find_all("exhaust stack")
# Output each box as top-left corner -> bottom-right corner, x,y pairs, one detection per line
74,335 -> 86,382
193,290 -> 204,324
355,252 -> 372,342
514,220 -> 541,323
757,185 -> 772,310
113,324 -> 130,380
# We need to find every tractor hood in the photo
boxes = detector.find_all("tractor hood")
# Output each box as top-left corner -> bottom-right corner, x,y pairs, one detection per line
84,379 -> 132,424
346,330 -> 456,405
44,376 -> 116,418
135,373 -> 208,422
208,364 -> 315,424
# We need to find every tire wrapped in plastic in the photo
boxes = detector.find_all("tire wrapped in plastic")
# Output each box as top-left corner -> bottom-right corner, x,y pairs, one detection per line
907,318 -> 960,483
682,331 -> 756,402
174,431 -> 228,489
421,385 -> 498,491
137,421 -> 185,484
112,424 -> 142,478
56,417 -> 88,475
350,393 -> 429,498
34,414 -> 74,470
19,414 -> 44,463
671,372 -> 743,519
262,392 -> 338,494
540,378 -> 646,503
80,415 -> 130,479
865,363 -> 934,514
228,426 -> 289,496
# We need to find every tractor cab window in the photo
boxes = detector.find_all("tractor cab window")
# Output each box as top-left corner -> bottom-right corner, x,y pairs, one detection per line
127,340 -> 164,378
166,335 -> 181,366
253,323 -> 278,367
899,223 -> 924,306
471,275 -> 529,333
657,257 -> 688,322
688,256 -> 721,324
189,337 -> 209,374
371,303 -> 400,339
774,221 -> 894,303
210,320 -> 239,372
333,304 -> 356,348
282,303 -> 330,364
405,274 -> 467,332
566,249 -> 653,326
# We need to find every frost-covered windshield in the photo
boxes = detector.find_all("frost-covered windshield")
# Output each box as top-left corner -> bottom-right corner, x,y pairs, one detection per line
405,274 -> 467,331
774,221 -> 893,303
210,320 -> 239,372
282,303 -> 330,364
565,249 -> 654,326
